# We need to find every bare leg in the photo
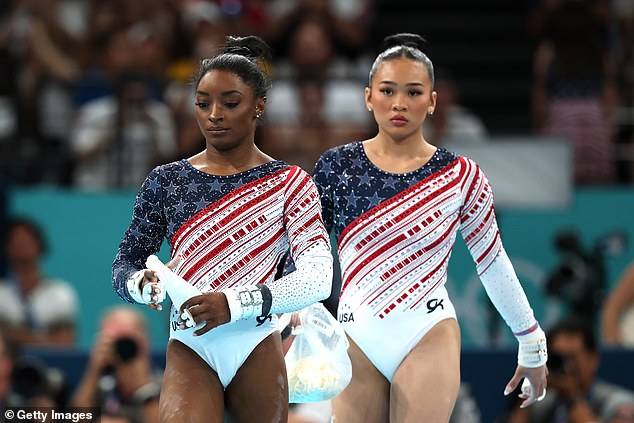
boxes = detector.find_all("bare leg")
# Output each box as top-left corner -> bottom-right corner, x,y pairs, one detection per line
159,339 -> 225,423
331,336 -> 389,423
390,318 -> 461,423
225,333 -> 289,423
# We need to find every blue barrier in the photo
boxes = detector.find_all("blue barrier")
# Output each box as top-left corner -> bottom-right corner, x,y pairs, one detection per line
23,346 -> 634,423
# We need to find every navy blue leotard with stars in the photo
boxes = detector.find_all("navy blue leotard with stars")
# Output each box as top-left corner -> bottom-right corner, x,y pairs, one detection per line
112,158 -> 332,313
112,158 -> 333,387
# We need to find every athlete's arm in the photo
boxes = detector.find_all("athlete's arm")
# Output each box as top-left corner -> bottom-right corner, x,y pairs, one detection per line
112,166 -> 167,303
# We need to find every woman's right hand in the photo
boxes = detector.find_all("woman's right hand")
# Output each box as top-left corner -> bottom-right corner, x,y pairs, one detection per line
180,292 -> 232,336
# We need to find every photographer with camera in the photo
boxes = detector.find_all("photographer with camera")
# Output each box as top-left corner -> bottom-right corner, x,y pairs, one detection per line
71,306 -> 160,423
504,318 -> 634,423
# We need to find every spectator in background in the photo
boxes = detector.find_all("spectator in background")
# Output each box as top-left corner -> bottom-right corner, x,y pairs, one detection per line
423,71 -> 489,146
503,318 -> 634,423
602,262 -> 634,347
71,306 -> 160,423
262,0 -> 371,61
265,15 -> 369,120
79,0 -> 178,95
0,218 -> 77,347
259,16 -> 372,171
69,70 -> 176,190
531,0 -> 618,185
163,1 -> 227,163
0,0 -> 85,186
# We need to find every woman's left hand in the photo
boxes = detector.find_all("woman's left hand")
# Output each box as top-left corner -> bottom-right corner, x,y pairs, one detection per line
504,364 -> 548,408
180,293 -> 232,336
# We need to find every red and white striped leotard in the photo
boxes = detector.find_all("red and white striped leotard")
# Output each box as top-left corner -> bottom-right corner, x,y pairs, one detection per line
313,142 -> 539,380
114,160 -> 333,387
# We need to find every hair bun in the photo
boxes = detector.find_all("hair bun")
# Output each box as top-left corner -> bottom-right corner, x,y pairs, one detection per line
223,35 -> 273,63
381,33 -> 427,52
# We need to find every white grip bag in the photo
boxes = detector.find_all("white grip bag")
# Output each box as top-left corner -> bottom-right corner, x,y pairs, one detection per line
284,303 -> 352,403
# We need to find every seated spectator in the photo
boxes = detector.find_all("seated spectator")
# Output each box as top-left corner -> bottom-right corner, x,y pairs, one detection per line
0,0 -> 83,186
531,0 -> 618,185
163,1 -> 225,162
0,218 -> 77,347
259,17 -> 371,171
602,262 -> 634,347
423,72 -> 489,146
264,17 -> 369,125
503,317 -> 634,423
71,306 -> 160,423
69,70 -> 176,190
262,0 -> 371,60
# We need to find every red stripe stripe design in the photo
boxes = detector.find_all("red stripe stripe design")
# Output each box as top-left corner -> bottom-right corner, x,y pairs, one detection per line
338,157 -> 500,318
168,166 -> 313,292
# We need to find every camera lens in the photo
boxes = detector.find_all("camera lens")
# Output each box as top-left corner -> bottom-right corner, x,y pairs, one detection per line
548,352 -> 572,375
114,337 -> 138,362
11,357 -> 49,398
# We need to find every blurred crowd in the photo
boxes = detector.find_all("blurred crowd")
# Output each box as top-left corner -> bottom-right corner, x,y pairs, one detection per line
0,0 -> 631,189
0,0 -> 375,190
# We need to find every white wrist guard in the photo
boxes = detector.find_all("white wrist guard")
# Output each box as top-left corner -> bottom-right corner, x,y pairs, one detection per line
126,269 -> 165,305
127,270 -> 147,303
222,285 -> 271,322
516,326 -> 548,368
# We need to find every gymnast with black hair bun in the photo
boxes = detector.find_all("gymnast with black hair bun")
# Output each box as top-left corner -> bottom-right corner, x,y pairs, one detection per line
112,35 -> 333,423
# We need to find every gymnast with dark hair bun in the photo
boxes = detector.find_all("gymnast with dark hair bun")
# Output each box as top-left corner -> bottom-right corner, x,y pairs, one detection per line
312,33 -> 548,422
112,35 -> 333,423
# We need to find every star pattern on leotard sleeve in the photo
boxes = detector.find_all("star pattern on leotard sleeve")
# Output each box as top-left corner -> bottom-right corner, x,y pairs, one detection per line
312,142 -> 457,242
112,159 -> 289,303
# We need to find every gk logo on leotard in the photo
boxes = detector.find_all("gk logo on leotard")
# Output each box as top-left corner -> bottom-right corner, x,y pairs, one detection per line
426,298 -> 444,314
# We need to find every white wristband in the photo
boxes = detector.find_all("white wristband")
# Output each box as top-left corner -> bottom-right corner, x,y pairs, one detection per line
127,270 -> 147,304
516,326 -> 548,368
222,286 -> 265,322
